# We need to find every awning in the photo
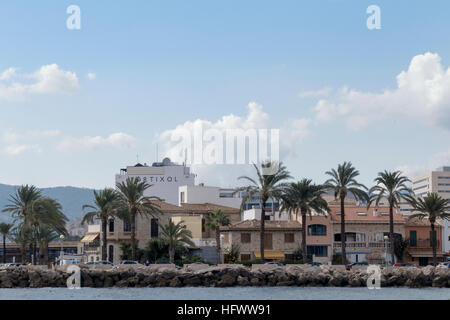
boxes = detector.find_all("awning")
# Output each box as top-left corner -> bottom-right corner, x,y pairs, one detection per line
81,233 -> 100,243
254,251 -> 285,260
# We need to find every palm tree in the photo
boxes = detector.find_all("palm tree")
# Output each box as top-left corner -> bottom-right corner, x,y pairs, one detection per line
205,209 -> 231,264
0,223 -> 14,263
116,177 -> 163,260
10,225 -> 33,263
26,197 -> 68,264
82,188 -> 119,261
368,170 -> 412,264
324,162 -> 369,264
236,161 -> 291,262
159,220 -> 195,263
405,192 -> 450,266
280,179 -> 329,262
36,225 -> 59,266
2,185 -> 41,263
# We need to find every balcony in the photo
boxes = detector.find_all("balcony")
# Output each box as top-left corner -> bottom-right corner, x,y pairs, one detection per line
192,238 -> 217,247
409,240 -> 440,249
334,241 -> 391,248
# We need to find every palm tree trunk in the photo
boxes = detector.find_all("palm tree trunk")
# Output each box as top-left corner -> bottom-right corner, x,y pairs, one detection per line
21,245 -> 26,264
215,228 -> 221,264
169,246 -> 175,264
39,245 -> 45,265
340,195 -> 347,265
389,203 -> 395,265
431,223 -> 437,266
301,209 -> 307,263
101,217 -> 108,261
130,207 -> 137,260
45,245 -> 49,267
260,198 -> 267,262
2,235 -> 6,264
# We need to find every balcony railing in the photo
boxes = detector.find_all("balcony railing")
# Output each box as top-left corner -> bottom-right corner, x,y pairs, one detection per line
192,238 -> 217,247
409,240 -> 440,248
334,241 -> 391,248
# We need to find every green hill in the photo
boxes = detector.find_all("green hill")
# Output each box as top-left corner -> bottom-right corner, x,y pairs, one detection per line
0,184 -> 96,223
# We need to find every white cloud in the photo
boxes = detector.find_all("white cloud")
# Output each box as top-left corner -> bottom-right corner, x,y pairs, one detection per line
58,132 -> 136,152
0,129 -> 61,156
0,67 -> 17,81
157,102 -> 311,185
310,52 -> 450,130
87,72 -> 96,80
0,64 -> 79,100
3,144 -> 41,156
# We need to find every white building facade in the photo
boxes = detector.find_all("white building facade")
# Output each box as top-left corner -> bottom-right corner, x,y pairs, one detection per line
115,158 -> 196,205
410,166 -> 450,254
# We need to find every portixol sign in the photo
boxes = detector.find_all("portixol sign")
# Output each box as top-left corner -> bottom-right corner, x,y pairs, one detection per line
143,176 -> 179,183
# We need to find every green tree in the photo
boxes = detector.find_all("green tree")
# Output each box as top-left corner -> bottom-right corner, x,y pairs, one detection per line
205,209 -> 231,264
36,225 -> 59,266
236,161 -> 291,262
405,192 -> 450,266
368,170 -> 412,264
280,179 -> 329,262
116,177 -> 163,260
0,223 -> 14,263
324,162 -> 369,264
159,220 -> 195,263
82,188 -> 119,261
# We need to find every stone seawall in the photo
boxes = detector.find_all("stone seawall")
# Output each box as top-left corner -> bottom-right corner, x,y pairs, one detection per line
0,265 -> 449,288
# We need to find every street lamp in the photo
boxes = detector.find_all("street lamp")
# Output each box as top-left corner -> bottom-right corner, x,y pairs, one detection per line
59,235 -> 65,265
383,235 -> 389,268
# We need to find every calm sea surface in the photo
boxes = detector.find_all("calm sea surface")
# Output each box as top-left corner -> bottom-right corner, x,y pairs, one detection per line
0,287 -> 448,300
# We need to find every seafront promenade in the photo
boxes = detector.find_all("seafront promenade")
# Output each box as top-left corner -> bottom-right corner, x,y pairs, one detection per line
0,264 -> 449,288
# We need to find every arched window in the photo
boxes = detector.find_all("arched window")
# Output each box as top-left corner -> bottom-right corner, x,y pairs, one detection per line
308,224 -> 327,236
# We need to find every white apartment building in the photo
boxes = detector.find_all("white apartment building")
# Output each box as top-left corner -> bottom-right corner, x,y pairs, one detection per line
410,166 -> 450,254
178,184 -> 242,208
115,158 -> 196,205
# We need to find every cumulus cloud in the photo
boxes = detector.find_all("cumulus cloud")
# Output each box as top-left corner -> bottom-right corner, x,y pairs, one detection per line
3,144 -> 41,156
0,64 -> 79,100
310,52 -> 450,130
156,102 -> 311,185
87,72 -> 96,80
58,133 -> 136,152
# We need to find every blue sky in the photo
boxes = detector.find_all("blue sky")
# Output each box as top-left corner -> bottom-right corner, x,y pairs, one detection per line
0,1 -> 449,188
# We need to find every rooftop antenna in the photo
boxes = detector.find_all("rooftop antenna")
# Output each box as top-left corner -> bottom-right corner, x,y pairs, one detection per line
156,144 -> 159,162
136,154 -> 139,163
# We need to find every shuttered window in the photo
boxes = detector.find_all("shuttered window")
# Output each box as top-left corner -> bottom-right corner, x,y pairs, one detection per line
409,230 -> 417,247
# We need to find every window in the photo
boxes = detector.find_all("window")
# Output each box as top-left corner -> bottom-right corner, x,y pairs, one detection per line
240,254 -> 251,261
151,218 -> 159,238
180,192 -> 185,203
414,178 -> 429,184
108,219 -> 115,233
108,245 -> 114,263
284,254 -> 294,260
284,233 -> 294,243
409,230 -> 417,247
357,212 -> 366,216
123,221 -> 131,232
264,215 -> 271,220
202,218 -> 206,233
308,224 -> 327,236
307,245 -> 328,258
224,233 -> 229,243
413,185 -> 429,191
241,233 -> 251,243
219,192 -> 233,198
264,233 -> 273,249
380,212 -> 389,216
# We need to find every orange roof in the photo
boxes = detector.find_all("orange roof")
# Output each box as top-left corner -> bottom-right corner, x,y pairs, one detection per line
148,200 -> 240,215
329,206 -> 406,223
221,219 -> 302,231
405,217 -> 443,227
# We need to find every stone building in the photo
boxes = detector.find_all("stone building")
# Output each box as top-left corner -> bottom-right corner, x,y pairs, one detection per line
103,200 -> 240,264
220,220 -> 303,261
